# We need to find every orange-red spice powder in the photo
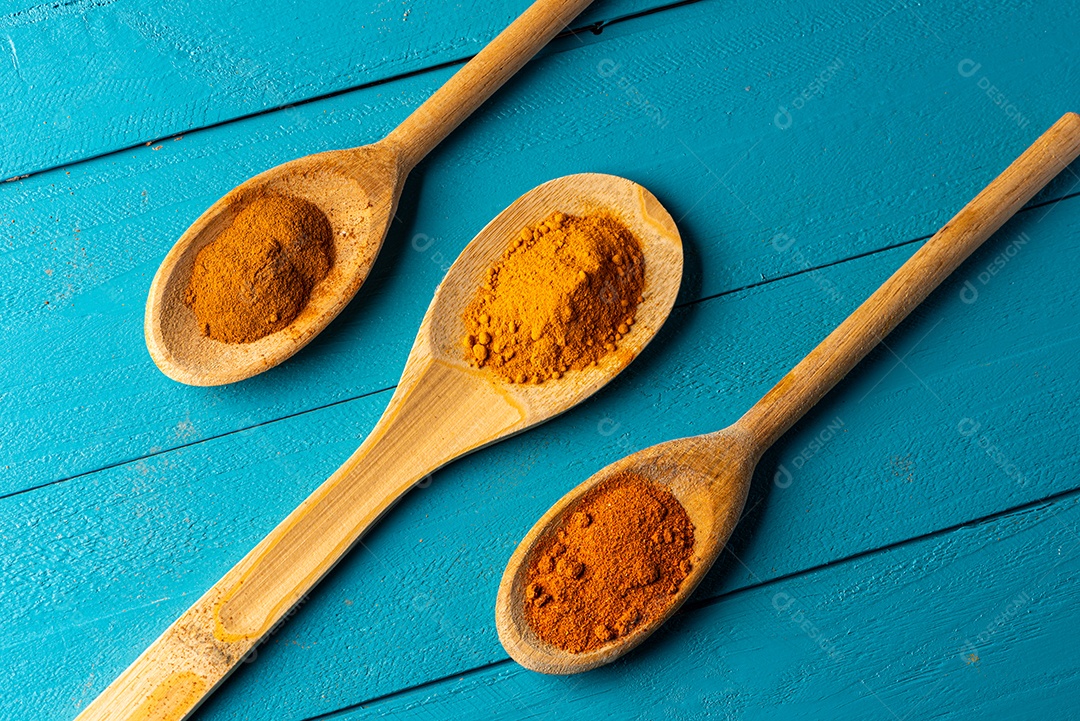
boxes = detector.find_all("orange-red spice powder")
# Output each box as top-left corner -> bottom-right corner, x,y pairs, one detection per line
523,472 -> 695,653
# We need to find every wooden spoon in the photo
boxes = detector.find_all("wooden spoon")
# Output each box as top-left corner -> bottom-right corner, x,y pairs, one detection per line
80,174 -> 682,719
496,112 -> 1080,675
145,0 -> 597,386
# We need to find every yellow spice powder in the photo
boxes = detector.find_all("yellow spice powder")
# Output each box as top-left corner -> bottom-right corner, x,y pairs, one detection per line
463,211 -> 645,383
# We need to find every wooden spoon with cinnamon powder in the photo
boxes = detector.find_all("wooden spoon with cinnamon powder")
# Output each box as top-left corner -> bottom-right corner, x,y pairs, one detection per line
145,0 -> 597,386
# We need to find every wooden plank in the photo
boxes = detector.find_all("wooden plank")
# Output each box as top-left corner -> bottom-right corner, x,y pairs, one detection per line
340,491 -> 1080,719
4,194 -> 1078,718
0,0 -> 660,178
2,0 -> 1079,497
0,398 -> 379,718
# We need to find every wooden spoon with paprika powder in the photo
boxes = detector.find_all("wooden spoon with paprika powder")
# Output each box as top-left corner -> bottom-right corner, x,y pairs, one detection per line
80,173 -> 683,719
145,0 -> 597,386
496,112 -> 1080,675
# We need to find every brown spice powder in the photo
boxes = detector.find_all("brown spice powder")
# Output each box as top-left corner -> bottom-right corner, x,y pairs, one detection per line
184,192 -> 333,343
463,211 -> 645,383
523,473 -> 695,653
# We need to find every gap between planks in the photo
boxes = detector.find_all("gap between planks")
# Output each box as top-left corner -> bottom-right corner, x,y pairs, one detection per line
682,188 -> 1080,309
0,385 -> 394,502
299,481 -> 1080,719
1,0 -> 711,183
4,187 -> 1078,502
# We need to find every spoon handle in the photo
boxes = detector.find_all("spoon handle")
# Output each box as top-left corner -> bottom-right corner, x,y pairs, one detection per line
75,359 -> 527,720
737,112 -> 1080,450
384,0 -> 595,170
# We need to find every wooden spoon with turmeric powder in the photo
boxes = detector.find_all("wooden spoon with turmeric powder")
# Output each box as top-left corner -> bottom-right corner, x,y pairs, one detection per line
80,173 -> 683,719
145,0 -> 597,386
496,112 -> 1080,675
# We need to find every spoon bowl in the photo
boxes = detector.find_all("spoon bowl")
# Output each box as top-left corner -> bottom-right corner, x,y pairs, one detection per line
344,173 -> 684,460
145,144 -> 404,386
496,427 -> 757,674
418,173 -> 684,412
144,0 -> 600,385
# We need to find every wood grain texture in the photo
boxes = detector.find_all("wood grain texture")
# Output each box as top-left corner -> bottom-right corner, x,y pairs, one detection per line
4,193 -> 1078,718
739,112 -> 1080,449
2,0 -> 1080,718
383,0 -> 598,170
0,0 -> 659,178
340,491 -> 1080,719
3,0 -> 1080,497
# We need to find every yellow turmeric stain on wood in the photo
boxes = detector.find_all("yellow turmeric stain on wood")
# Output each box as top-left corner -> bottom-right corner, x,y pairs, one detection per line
131,671 -> 207,721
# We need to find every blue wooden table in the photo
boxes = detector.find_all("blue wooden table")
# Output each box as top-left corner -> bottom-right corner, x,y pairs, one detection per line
3,0 -> 1079,718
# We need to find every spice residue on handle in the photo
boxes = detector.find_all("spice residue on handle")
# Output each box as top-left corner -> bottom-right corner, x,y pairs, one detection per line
184,192 -> 334,344
523,473 -> 695,654
463,211 -> 645,383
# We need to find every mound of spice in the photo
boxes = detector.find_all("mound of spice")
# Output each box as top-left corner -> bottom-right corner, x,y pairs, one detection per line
184,193 -> 333,343
463,211 -> 645,383
523,473 -> 695,653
